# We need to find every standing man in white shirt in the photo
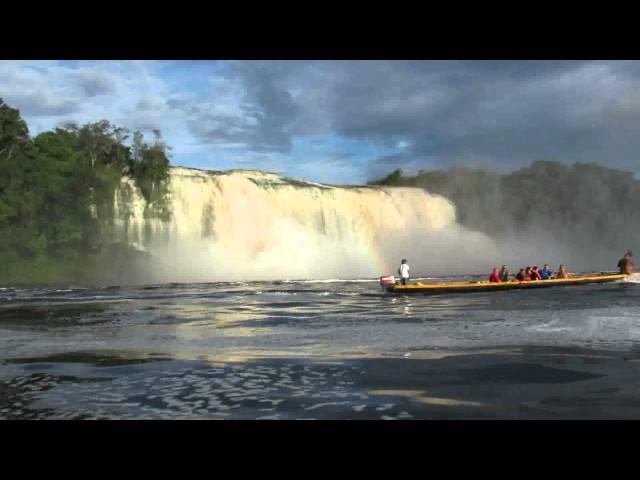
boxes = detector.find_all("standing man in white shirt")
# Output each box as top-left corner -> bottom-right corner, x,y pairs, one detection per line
398,258 -> 410,285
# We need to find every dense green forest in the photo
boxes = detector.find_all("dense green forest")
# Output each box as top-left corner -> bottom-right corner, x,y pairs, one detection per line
0,99 -> 171,285
370,162 -> 640,253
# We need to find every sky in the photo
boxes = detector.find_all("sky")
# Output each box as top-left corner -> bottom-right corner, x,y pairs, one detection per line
2,60 -> 640,185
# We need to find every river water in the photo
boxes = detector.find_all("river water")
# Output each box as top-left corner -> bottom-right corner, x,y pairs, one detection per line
2,275 -> 640,419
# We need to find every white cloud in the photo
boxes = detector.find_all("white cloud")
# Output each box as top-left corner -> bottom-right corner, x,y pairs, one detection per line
4,60 -> 640,184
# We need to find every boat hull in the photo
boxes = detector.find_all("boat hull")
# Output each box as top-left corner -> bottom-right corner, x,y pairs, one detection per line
387,273 -> 628,295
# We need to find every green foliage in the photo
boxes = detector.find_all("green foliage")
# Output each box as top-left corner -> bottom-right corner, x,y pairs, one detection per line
0,98 -> 172,285
0,98 -> 29,160
128,130 -> 171,220
377,168 -> 404,186
371,166 -> 503,232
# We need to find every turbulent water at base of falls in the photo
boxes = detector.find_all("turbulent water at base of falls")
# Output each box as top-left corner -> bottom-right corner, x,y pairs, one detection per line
112,167 -> 498,283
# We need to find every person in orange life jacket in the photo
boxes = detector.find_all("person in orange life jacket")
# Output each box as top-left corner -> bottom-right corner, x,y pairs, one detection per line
489,268 -> 501,283
523,267 -> 533,281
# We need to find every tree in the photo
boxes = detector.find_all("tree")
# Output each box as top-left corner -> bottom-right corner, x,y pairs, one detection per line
0,99 -> 173,284
370,160 -> 640,254
0,98 -> 29,162
370,168 -> 403,186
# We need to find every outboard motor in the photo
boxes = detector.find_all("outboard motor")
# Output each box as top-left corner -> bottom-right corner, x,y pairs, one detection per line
379,275 -> 396,291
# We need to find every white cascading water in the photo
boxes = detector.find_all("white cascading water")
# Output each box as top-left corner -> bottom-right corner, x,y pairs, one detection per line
113,167 -> 497,283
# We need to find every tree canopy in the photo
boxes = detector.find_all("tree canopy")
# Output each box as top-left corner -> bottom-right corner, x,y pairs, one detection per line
369,160 -> 640,252
0,98 -> 171,285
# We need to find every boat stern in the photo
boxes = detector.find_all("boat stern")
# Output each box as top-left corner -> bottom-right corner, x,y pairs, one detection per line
379,275 -> 397,292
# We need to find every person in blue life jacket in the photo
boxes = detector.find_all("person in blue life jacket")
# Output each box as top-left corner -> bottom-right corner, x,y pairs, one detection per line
539,264 -> 552,280
398,259 -> 410,285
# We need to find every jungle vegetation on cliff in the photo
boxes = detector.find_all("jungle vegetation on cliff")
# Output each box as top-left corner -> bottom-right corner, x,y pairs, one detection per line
0,99 -> 171,284
370,162 -> 640,254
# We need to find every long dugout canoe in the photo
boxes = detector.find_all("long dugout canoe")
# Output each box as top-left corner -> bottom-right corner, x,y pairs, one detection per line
386,273 -> 628,294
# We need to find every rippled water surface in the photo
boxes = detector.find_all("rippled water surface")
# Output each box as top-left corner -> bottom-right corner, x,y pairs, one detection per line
2,276 -> 640,419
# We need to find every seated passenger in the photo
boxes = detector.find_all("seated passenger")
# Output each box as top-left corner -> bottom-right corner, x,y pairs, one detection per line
515,268 -> 526,281
618,251 -> 634,275
524,267 -> 533,281
489,268 -> 501,283
530,266 -> 542,281
539,264 -> 552,280
499,265 -> 509,282
556,264 -> 570,279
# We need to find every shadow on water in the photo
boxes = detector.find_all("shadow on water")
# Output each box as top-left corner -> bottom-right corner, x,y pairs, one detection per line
3,346 -> 640,420
0,304 -> 111,326
3,351 -> 171,367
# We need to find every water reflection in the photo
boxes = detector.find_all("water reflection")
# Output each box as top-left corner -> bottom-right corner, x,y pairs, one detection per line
2,279 -> 640,418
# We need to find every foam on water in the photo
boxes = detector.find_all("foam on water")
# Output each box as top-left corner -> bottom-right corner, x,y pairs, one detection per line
623,273 -> 640,283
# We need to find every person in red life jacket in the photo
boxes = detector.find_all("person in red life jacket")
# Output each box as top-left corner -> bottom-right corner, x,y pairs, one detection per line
489,267 -> 501,283
530,266 -> 542,280
515,268 -> 526,281
523,267 -> 533,281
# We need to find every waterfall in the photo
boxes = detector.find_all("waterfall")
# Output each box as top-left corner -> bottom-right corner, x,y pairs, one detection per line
113,167 -> 496,283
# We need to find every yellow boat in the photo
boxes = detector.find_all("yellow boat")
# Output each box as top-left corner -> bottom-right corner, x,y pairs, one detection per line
384,273 -> 628,294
